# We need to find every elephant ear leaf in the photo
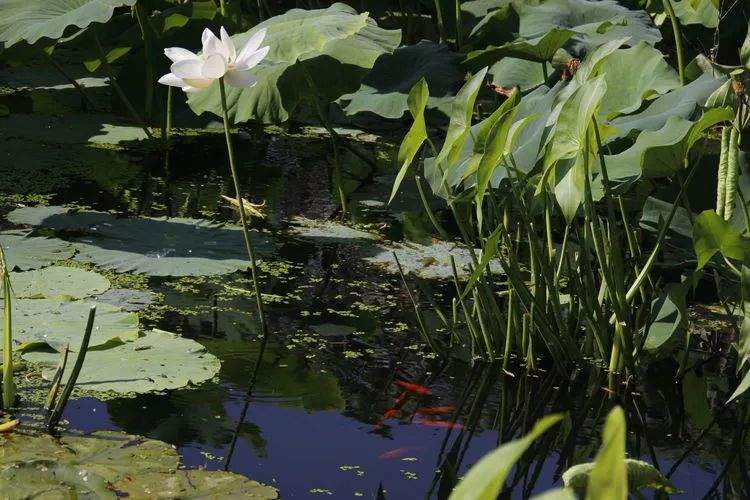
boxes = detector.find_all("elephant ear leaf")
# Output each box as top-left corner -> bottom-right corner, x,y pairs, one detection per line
188,4 -> 401,124
563,459 -> 676,496
389,78 -> 430,204
0,0 -> 137,48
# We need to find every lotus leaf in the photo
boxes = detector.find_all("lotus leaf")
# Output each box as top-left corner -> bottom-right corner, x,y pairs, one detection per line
112,469 -> 279,498
595,42 -> 680,119
488,57 -> 552,92
515,0 -> 661,47
607,73 -> 725,138
0,460 -> 115,499
71,216 -> 277,276
9,266 -> 110,299
290,216 -> 380,244
24,329 -> 221,394
0,430 -> 277,498
672,0 -> 719,28
7,206 -> 278,276
95,288 -> 154,311
13,298 -> 139,351
364,240 -> 503,280
188,3 -> 401,124
465,28 -> 573,68
0,0 -> 137,47
605,107 -> 734,182
341,41 -> 464,119
0,230 -> 74,271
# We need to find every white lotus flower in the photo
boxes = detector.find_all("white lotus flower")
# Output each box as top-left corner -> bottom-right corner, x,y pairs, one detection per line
158,26 -> 269,93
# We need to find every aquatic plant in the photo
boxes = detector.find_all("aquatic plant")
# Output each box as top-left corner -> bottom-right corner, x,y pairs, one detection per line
0,244 -> 15,409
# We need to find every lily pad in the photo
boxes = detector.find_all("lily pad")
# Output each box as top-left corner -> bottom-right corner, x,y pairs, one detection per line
24,329 -> 221,394
0,230 -> 74,271
13,298 -> 139,351
341,41 -> 464,119
7,206 -> 278,276
363,240 -> 503,280
290,216 -> 380,244
112,469 -> 279,498
71,216 -> 277,276
9,266 -> 110,299
0,113 -> 149,145
95,288 -> 155,311
0,460 -> 115,499
188,3 -> 401,124
0,430 -> 278,498
0,0 -> 137,47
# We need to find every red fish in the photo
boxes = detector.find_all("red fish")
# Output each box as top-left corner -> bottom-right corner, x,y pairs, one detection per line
393,391 -> 409,407
415,419 -> 463,429
394,380 -> 432,395
416,406 -> 456,416
382,408 -> 399,419
378,447 -> 418,459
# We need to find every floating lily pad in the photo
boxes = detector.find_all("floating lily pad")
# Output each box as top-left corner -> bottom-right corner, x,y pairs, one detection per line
290,216 -> 380,244
7,206 -> 278,276
6,205 -> 112,231
95,288 -> 155,311
0,113 -> 149,145
364,240 -> 503,280
0,430 -> 278,498
0,230 -> 74,271
9,266 -> 110,299
24,329 -> 221,394
13,298 -> 139,351
112,470 -> 279,498
0,460 -> 114,499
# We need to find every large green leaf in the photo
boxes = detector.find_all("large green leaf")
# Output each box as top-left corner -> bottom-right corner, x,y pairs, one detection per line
0,230 -> 74,271
488,57 -> 552,92
555,155 -> 586,224
24,329 -> 220,394
465,28 -> 574,67
563,459 -> 675,495
672,0 -> 719,28
12,298 -> 139,351
0,0 -> 137,48
605,107 -> 734,182
683,370 -> 713,429
692,210 -> 750,269
0,431 -> 278,498
0,460 -> 115,498
188,3 -> 401,124
514,0 -> 661,47
608,73 -> 725,138
341,41 -> 464,119
9,206 -> 279,276
586,406 -> 627,499
9,266 -> 110,299
448,414 -> 563,499
113,470 -> 279,498
595,42 -> 680,119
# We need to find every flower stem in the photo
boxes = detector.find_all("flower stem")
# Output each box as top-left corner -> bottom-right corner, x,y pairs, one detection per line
41,49 -> 97,110
218,76 -> 270,385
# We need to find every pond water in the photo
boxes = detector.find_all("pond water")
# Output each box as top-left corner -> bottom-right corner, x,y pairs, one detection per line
0,68 -> 746,498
